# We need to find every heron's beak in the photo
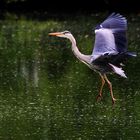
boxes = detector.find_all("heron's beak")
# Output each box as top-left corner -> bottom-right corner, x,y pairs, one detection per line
49,32 -> 63,36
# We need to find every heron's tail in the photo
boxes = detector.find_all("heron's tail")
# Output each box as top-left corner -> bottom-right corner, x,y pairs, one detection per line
126,52 -> 137,57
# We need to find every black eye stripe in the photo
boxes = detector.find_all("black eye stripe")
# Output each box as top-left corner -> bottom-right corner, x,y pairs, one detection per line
63,31 -> 71,34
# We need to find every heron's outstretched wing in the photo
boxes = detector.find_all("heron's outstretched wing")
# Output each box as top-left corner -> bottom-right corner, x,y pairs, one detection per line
91,28 -> 117,61
91,13 -> 127,61
101,13 -> 127,52
101,13 -> 127,31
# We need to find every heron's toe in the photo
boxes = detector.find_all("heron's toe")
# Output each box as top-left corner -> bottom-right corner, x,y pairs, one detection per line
112,97 -> 117,105
96,94 -> 103,102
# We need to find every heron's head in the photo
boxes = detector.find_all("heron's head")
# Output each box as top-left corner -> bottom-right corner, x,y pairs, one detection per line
49,30 -> 73,39
49,30 -> 76,44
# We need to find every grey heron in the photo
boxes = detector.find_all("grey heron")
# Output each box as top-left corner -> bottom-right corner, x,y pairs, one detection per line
49,13 -> 136,104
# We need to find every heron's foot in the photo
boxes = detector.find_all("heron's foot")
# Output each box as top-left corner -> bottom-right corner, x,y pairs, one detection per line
96,94 -> 103,102
112,97 -> 117,105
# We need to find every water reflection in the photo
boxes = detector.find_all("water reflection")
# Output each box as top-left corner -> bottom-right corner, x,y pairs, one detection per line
0,15 -> 140,139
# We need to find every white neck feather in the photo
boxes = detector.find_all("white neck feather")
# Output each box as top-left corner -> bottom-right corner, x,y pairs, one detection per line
68,34 -> 90,64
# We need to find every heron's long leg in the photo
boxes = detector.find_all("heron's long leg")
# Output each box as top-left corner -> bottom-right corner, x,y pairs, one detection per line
104,74 -> 116,104
97,74 -> 105,101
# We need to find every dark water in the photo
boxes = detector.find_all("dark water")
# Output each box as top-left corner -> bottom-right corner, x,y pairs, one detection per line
0,14 -> 140,140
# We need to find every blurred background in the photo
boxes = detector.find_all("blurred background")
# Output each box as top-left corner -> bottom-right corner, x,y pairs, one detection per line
0,0 -> 140,18
0,0 -> 140,140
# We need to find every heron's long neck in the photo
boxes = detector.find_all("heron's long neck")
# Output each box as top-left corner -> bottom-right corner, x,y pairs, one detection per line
70,37 -> 90,64
70,38 -> 83,59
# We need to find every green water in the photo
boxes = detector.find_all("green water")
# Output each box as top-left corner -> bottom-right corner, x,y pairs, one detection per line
0,13 -> 140,140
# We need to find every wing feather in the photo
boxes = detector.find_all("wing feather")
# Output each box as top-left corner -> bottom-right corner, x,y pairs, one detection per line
91,13 -> 127,62
101,13 -> 127,30
91,28 -> 117,61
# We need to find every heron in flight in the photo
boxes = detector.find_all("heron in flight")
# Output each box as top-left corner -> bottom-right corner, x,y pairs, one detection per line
49,13 -> 136,104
